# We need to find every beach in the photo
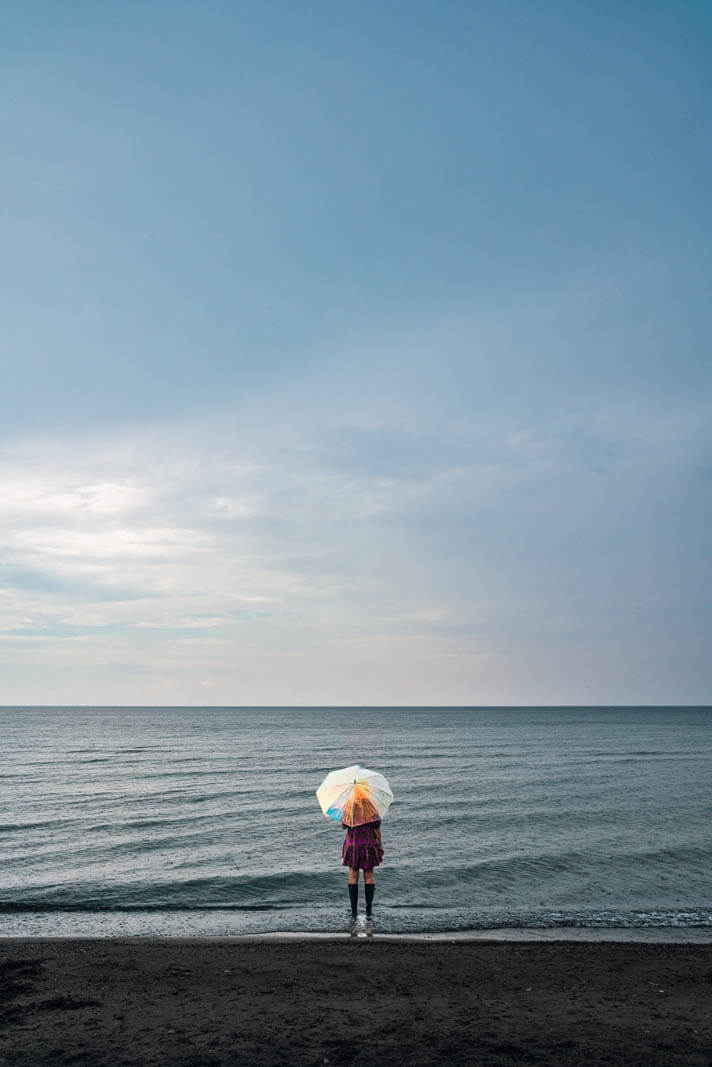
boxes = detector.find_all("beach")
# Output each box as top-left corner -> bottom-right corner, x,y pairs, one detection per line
1,938 -> 710,1065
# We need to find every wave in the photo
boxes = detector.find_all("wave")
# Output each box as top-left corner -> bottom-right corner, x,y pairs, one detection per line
0,901 -> 293,913
0,820 -> 72,834
0,901 -> 709,930
407,843 -> 712,878
0,870 -> 325,911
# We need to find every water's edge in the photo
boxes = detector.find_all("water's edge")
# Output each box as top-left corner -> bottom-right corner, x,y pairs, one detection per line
2,928 -> 711,944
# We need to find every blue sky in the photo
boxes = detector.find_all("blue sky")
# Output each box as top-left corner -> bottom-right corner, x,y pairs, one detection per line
1,2 -> 710,704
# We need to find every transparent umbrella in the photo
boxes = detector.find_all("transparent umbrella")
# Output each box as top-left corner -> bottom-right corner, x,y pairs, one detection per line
316,764 -> 393,827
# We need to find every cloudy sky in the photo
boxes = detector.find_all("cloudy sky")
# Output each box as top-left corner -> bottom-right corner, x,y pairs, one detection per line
2,2 -> 710,705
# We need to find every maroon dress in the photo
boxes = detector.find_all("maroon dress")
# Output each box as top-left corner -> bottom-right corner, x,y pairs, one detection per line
342,819 -> 384,871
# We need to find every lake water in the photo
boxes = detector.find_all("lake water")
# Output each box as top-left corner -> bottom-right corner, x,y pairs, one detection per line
1,706 -> 710,937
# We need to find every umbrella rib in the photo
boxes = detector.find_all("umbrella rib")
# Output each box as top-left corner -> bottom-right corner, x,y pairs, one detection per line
325,782 -> 355,820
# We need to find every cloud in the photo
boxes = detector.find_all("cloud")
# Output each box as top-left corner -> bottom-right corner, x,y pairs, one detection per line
1,344 -> 710,704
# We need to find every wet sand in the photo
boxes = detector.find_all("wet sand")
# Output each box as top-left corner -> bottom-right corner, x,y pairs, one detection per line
1,937 -> 710,1065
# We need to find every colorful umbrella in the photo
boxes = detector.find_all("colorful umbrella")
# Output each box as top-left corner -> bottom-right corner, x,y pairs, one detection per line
316,764 -> 393,827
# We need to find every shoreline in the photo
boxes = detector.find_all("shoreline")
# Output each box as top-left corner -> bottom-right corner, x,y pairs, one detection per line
1,937 -> 710,1065
2,925 -> 711,944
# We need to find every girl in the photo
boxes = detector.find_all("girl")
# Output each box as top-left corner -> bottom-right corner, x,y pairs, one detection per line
342,818 -> 383,918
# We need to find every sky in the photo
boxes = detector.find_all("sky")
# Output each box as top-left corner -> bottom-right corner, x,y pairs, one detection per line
1,1 -> 711,705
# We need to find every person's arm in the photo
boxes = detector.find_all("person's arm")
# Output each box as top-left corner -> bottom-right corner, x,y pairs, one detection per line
374,824 -> 382,847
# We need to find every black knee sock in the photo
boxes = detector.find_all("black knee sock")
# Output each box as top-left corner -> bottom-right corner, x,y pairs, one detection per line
365,883 -> 375,916
348,883 -> 358,916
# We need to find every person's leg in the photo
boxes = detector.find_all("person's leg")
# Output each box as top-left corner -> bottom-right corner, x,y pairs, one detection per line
364,869 -> 375,916
348,868 -> 359,916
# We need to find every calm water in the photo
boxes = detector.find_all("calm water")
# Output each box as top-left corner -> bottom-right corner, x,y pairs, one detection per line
1,706 -> 710,937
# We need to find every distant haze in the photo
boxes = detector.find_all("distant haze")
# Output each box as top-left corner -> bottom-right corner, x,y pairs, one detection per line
1,3 -> 710,705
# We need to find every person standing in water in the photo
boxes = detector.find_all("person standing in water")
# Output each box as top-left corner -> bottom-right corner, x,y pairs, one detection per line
342,817 -> 383,919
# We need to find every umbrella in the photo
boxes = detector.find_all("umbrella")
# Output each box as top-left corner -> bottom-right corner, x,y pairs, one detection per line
316,764 -> 393,827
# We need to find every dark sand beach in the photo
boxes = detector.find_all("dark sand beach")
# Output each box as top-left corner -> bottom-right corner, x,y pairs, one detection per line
1,938 -> 710,1066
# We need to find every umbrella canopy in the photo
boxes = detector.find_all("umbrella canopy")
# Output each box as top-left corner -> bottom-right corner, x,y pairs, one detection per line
316,764 -> 393,827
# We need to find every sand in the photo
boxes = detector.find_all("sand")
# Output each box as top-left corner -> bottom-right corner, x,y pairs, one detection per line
1,937 -> 710,1065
